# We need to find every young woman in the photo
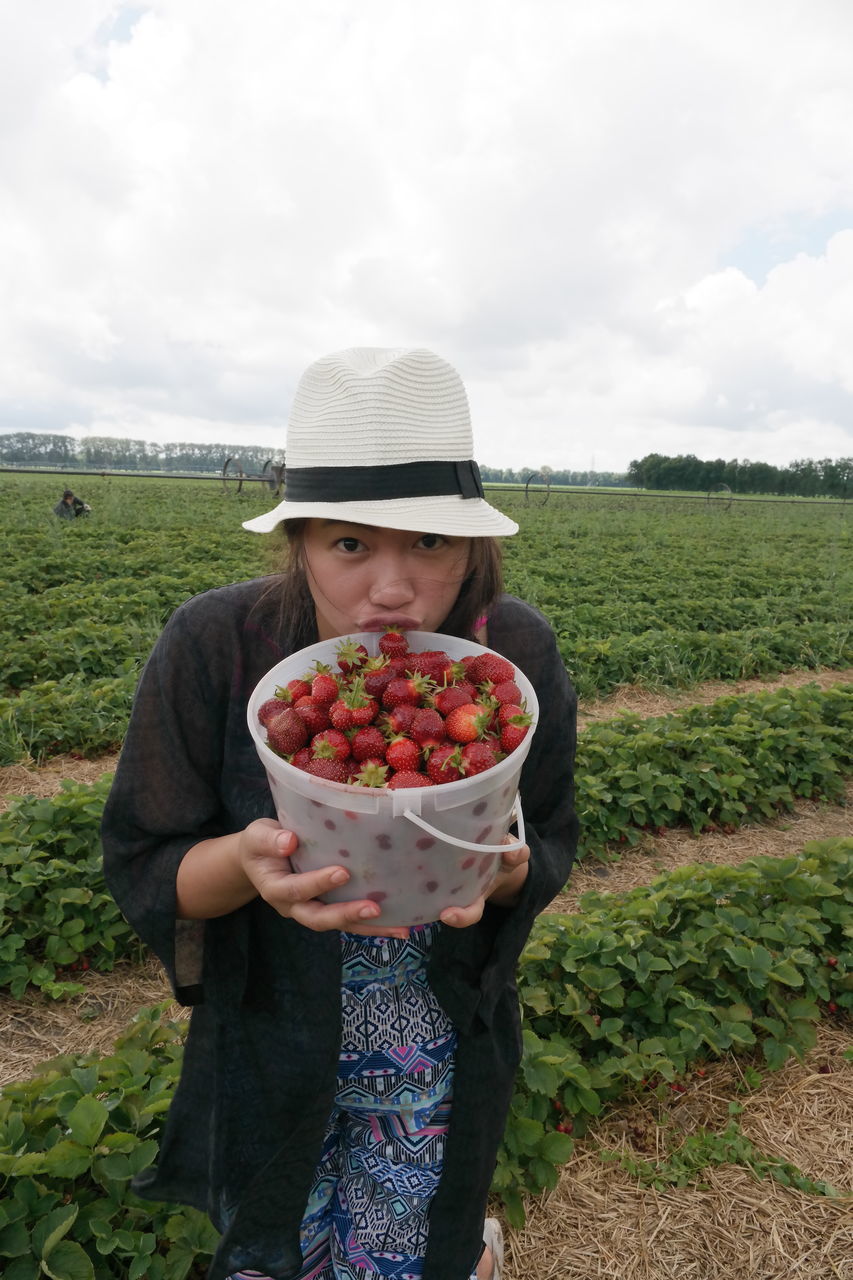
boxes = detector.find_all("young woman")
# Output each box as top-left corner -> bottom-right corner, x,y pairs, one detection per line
102,347 -> 578,1280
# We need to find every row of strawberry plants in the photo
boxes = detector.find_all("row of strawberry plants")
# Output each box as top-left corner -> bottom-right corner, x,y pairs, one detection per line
547,590 -> 847,638
2,683 -> 851,997
497,836 -> 853,1223
562,619 -> 853,699
1,838 -> 849,1276
577,682 -> 853,852
0,673 -> 136,766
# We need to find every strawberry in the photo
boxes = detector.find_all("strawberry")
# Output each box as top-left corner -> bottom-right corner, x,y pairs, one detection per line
275,678 -> 312,702
386,736 -> 422,773
382,703 -> 418,736
310,665 -> 340,705
445,702 -> 493,744
461,740 -> 500,775
351,760 -> 390,787
307,756 -> 351,783
335,638 -> 369,675
329,680 -> 379,731
294,697 -> 331,736
411,707 -> 446,750
310,728 -> 351,761
433,683 -> 476,716
350,724 -> 387,762
500,719 -> 530,753
290,746 -> 314,771
362,656 -> 395,699
490,678 -> 522,705
426,742 -> 464,784
258,697 -> 292,728
405,649 -> 454,683
387,770 -> 434,789
466,652 -> 515,686
378,628 -> 409,658
381,672 -> 432,710
266,707 -> 309,756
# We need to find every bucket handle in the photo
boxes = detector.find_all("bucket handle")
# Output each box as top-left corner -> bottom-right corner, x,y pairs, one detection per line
401,793 -> 527,855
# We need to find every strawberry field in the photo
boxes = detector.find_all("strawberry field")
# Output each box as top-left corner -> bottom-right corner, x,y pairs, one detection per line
1,469 -> 852,1279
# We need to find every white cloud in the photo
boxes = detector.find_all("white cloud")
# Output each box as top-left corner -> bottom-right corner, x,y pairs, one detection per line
1,0 -> 852,471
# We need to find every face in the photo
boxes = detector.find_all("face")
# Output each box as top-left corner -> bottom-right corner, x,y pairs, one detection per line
300,520 -> 472,641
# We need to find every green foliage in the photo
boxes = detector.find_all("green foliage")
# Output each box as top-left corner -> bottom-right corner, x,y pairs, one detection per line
0,780 -> 144,997
496,837 -> 853,1222
576,682 -> 853,855
603,1116 -> 841,1197
0,1005 -> 218,1279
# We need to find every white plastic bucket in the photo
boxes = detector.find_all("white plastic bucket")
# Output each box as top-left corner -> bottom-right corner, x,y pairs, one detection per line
247,630 -> 538,926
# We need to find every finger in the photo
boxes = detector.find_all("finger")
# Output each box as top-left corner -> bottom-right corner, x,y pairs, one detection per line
289,897 -> 396,933
439,896 -> 485,929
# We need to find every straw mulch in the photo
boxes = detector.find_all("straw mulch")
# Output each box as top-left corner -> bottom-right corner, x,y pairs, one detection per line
0,751 -> 120,810
500,1022 -> 853,1279
0,955 -> 177,1088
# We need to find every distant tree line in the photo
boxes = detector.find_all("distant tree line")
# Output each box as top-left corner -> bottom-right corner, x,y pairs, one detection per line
0,432 -> 281,474
479,466 -> 630,488
628,453 -> 853,498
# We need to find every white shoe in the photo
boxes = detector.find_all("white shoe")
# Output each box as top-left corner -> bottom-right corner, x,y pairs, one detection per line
483,1218 -> 504,1280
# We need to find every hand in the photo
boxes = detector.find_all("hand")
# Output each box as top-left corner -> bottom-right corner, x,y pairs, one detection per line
238,819 -> 411,938
438,837 -> 530,929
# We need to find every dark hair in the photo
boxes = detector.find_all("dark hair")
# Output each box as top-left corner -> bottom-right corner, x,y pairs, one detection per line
259,519 -> 504,642
63,489 -> 74,499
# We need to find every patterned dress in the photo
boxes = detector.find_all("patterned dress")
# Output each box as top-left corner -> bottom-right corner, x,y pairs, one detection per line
230,925 -> 477,1280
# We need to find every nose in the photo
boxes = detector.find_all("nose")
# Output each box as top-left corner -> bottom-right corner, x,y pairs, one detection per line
367,553 -> 417,608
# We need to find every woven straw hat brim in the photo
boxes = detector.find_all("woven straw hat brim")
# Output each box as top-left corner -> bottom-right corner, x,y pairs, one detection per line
242,494 -> 518,537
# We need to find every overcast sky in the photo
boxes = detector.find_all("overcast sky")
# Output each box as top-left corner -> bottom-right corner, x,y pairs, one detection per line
2,0 -> 852,473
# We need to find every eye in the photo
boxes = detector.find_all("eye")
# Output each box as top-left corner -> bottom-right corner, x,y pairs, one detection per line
417,533 -> 447,550
336,536 -> 365,553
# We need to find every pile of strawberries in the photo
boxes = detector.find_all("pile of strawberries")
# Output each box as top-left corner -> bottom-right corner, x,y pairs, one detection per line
257,629 -> 533,789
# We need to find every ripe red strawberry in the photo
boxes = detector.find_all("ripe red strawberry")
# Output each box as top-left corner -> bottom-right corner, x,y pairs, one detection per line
490,679 -> 522,705
310,728 -> 351,761
445,702 -> 493,744
500,719 -> 530,754
405,649 -> 454,684
294,697 -> 331,736
382,703 -> 418,735
266,707 -> 309,756
329,681 -> 379,731
460,740 -> 500,775
351,760 -> 390,787
433,683 -> 476,716
378,628 -> 409,658
411,708 -> 446,750
276,678 -> 312,702
311,666 -> 340,705
350,724 -> 387,762
290,746 -> 314,771
381,672 -> 432,710
466,652 -> 515,686
386,736 -> 421,773
335,638 -> 369,675
387,770 -> 435,789
258,697 -> 292,728
426,742 -> 464,784
307,756 -> 351,782
362,657 -> 395,698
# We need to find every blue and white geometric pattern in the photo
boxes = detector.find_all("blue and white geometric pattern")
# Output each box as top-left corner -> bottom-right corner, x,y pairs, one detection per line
228,924 -> 478,1280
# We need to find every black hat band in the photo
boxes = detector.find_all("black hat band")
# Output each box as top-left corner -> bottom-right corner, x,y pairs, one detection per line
284,459 -> 485,503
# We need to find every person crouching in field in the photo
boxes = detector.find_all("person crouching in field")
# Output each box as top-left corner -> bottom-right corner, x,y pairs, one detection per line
53,489 -> 91,519
101,347 -> 579,1280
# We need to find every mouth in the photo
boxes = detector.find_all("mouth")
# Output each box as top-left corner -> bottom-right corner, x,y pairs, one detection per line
358,615 -> 422,633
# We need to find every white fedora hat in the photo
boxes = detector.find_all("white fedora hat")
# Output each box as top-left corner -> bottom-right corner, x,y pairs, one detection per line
242,347 -> 518,537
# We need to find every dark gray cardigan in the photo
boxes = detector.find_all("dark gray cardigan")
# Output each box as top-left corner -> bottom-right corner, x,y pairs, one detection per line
101,581 -> 578,1280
